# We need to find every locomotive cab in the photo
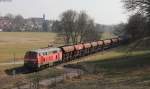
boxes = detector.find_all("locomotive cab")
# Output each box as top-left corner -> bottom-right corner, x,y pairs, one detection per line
24,51 -> 38,68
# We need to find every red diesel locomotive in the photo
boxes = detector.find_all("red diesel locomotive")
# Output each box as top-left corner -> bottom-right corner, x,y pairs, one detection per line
24,37 -> 126,68
24,47 -> 62,68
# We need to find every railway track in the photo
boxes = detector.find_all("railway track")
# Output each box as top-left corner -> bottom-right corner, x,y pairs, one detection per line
4,45 -> 118,77
52,46 -> 117,70
24,36 -> 129,69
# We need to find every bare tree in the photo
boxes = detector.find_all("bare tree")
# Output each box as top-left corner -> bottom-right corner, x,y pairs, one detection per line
76,11 -> 89,43
113,23 -> 126,36
5,13 -> 15,19
59,10 -> 100,44
122,0 -> 150,15
12,15 -> 25,31
42,20 -> 49,32
122,0 -> 150,52
52,20 -> 62,32
77,12 -> 100,43
83,19 -> 100,42
60,10 -> 77,44
124,13 -> 147,40
122,0 -> 150,33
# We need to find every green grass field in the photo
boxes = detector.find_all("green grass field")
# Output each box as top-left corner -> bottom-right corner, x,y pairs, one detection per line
0,32 -> 57,62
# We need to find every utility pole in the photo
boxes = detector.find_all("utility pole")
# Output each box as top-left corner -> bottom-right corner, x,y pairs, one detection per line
13,52 -> 16,78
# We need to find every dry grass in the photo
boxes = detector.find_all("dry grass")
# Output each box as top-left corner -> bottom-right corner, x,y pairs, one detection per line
0,32 -> 66,83
0,64 -> 64,89
0,32 -> 57,62
101,32 -> 116,39
0,32 -> 114,62
0,32 -> 65,89
1,32 -> 150,89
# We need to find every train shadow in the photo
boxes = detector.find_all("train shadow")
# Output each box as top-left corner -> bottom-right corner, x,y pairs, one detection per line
4,62 -> 60,75
5,66 -> 40,75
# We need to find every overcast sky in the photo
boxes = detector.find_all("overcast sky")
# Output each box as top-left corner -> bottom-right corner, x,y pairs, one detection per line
0,0 -> 127,25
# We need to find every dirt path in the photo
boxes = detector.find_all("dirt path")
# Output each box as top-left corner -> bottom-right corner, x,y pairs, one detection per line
39,66 -> 83,87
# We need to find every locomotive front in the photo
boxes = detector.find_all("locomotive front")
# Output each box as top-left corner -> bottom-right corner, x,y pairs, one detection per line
24,51 -> 39,68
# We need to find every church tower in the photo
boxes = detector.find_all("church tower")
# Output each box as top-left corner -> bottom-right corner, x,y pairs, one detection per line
43,14 -> 45,20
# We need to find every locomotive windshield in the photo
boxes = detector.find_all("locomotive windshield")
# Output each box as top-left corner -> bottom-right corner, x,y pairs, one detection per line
25,51 -> 37,59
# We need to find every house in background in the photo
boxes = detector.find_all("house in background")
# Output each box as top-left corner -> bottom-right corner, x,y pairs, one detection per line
0,29 -> 3,32
24,14 -> 53,32
0,14 -> 53,32
0,17 -> 12,31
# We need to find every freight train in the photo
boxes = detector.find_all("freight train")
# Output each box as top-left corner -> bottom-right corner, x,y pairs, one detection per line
24,36 -> 128,69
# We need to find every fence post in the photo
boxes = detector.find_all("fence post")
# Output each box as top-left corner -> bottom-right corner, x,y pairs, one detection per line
13,53 -> 16,78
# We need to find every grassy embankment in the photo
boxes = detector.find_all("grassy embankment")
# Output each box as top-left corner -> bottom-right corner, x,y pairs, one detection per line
51,38 -> 150,89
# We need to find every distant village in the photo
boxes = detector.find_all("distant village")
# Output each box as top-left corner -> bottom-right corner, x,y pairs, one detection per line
0,14 -> 53,32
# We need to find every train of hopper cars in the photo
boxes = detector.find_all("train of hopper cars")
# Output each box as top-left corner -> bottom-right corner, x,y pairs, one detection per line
24,36 -> 128,69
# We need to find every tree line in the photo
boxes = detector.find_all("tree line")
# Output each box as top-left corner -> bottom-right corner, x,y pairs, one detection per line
52,10 -> 101,44
114,0 -> 150,41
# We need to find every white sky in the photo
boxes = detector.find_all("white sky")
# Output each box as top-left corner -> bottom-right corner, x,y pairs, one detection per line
0,0 -> 127,25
